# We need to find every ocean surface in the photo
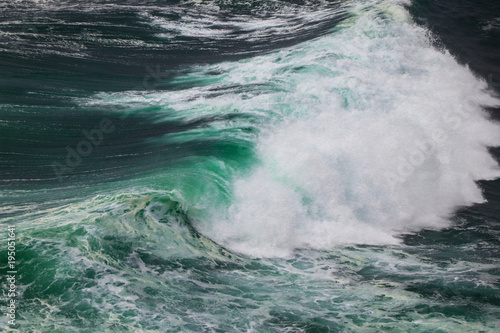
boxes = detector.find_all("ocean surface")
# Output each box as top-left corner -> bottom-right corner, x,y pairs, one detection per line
1,0 -> 500,331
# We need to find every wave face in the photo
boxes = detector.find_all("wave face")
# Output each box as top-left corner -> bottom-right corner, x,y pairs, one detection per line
2,0 -> 500,332
88,0 -> 500,257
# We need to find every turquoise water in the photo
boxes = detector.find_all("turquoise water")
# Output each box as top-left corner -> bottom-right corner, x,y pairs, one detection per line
1,0 -> 500,331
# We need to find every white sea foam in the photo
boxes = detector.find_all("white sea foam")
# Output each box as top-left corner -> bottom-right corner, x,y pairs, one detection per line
199,1 -> 500,257
141,2 -> 345,42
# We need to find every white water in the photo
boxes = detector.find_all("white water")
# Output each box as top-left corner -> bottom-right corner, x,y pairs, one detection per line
202,1 -> 500,257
